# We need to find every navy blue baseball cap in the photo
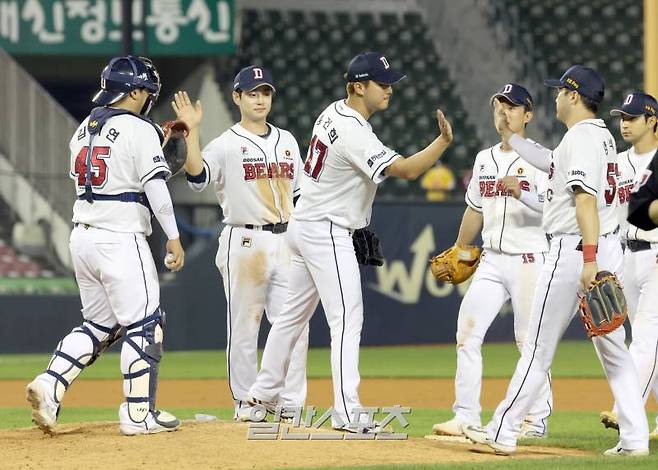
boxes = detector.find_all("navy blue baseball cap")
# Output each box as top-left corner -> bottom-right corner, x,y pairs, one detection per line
544,65 -> 605,103
490,83 -> 534,110
345,52 -> 406,85
233,65 -> 275,92
610,92 -> 658,117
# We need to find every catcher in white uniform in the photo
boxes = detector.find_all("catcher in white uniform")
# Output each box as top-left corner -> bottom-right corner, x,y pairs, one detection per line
181,66 -> 309,421
432,84 -> 552,438
26,56 -> 186,436
600,92 -> 658,440
463,65 -> 650,456
247,51 -> 453,432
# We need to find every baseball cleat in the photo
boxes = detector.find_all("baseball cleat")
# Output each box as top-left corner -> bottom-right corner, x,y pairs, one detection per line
600,410 -> 619,431
518,420 -> 547,439
119,403 -> 180,436
462,424 -> 516,455
603,443 -> 649,457
333,421 -> 393,434
234,404 -> 267,423
26,378 -> 58,436
432,417 -> 465,436
247,397 -> 278,414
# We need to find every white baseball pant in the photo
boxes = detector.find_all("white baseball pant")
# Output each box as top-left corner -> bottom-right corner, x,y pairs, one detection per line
485,233 -> 649,451
216,225 -> 308,413
611,245 -> 658,428
454,249 -> 552,432
249,218 -> 364,427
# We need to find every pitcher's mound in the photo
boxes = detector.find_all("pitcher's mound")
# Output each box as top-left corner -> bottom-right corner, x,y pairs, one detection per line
1,420 -> 589,469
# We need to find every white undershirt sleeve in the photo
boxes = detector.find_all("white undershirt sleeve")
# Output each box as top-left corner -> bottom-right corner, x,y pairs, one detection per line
509,134 -> 552,173
518,188 -> 543,212
144,177 -> 180,240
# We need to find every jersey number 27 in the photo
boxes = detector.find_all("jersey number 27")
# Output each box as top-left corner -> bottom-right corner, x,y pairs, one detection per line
74,146 -> 110,188
304,135 -> 328,181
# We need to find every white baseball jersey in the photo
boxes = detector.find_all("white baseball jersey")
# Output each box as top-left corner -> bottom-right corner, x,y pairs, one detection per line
466,144 -> 548,253
542,119 -> 619,235
69,114 -> 170,236
293,100 -> 402,229
189,123 -> 301,225
617,147 -> 658,242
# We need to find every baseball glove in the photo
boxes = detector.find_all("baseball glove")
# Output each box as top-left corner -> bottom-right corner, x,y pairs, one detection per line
578,271 -> 628,338
353,228 -> 384,266
430,244 -> 481,284
160,120 -> 189,175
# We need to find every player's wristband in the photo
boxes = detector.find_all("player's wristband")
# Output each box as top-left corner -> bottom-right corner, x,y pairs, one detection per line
582,244 -> 597,263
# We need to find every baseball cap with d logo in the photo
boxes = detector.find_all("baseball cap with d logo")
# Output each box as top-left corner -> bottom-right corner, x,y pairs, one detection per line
544,65 -> 605,103
233,65 -> 276,92
490,83 -> 534,110
345,52 -> 406,85
610,92 -> 658,117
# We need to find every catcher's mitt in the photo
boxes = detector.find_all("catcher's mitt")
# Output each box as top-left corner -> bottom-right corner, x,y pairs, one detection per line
430,244 -> 481,284
353,228 -> 384,266
160,120 -> 189,175
579,271 -> 628,338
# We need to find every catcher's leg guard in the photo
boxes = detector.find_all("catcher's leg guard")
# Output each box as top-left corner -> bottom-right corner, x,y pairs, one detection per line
121,307 -> 165,423
41,320 -> 123,406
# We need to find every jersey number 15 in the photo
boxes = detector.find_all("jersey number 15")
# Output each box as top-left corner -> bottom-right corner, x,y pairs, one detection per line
74,146 -> 111,188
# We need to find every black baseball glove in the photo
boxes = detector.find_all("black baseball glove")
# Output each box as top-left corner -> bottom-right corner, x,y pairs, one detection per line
352,228 -> 384,266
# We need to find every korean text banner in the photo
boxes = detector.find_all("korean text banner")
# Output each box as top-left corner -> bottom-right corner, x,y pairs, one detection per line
0,0 -> 235,55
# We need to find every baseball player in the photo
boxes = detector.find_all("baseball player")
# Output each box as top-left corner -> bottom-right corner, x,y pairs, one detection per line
600,92 -> 658,440
432,84 -> 552,438
247,51 -> 453,433
628,150 -> 658,229
462,65 -> 650,456
26,56 -> 185,436
181,66 -> 309,421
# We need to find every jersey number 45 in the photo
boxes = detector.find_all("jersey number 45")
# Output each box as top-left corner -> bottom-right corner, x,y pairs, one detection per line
304,135 -> 328,181
73,146 -> 111,188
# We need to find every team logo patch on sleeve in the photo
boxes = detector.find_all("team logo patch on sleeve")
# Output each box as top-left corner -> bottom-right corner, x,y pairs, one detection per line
153,155 -> 166,163
367,149 -> 388,168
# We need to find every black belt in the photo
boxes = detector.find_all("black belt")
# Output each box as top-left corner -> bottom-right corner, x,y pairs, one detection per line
78,192 -> 150,209
244,222 -> 288,234
627,240 -> 653,252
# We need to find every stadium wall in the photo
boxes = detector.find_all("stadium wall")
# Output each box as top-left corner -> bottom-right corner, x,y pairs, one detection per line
0,203 -> 589,353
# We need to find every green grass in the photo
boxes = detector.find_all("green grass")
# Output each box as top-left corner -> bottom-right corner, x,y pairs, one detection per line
0,340 -> 606,380
0,277 -> 78,295
3,341 -> 654,469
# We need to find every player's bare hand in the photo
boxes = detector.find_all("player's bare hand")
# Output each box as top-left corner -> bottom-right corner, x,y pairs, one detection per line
580,261 -> 598,290
165,238 -> 185,272
171,91 -> 203,130
499,176 -> 521,199
437,109 -> 453,145
493,98 -> 514,141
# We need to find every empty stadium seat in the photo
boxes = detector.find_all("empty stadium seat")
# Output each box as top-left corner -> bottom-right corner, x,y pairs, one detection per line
490,0 -> 643,149
237,9 -> 480,199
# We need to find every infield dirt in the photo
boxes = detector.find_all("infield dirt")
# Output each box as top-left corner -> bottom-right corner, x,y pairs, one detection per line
4,377 -> 654,468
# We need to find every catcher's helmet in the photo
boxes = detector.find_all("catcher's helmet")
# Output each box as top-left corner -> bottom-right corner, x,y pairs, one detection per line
92,55 -> 161,115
